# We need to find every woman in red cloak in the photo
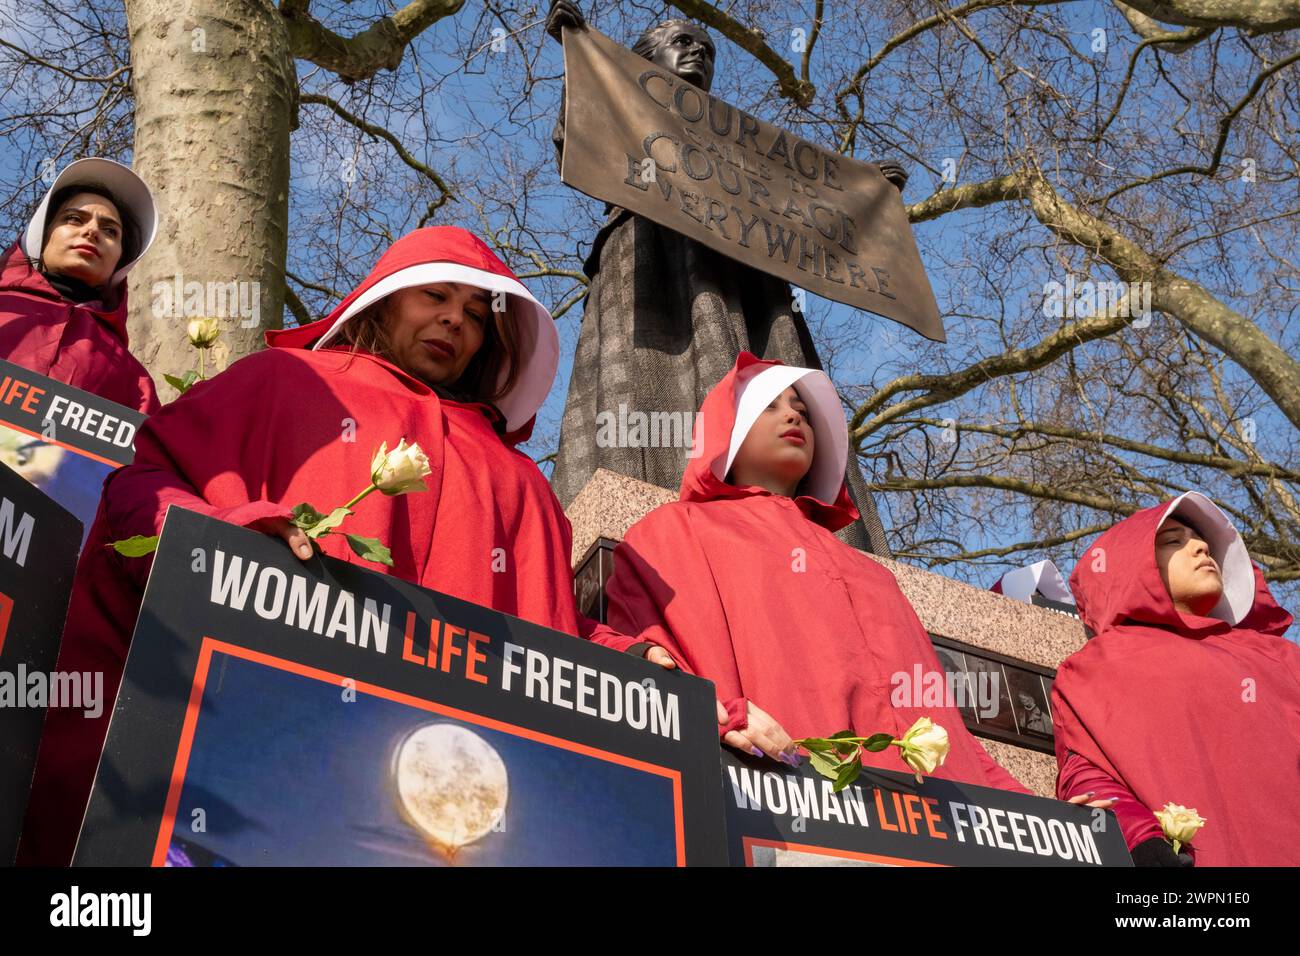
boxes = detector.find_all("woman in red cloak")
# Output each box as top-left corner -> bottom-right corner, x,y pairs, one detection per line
1054,492 -> 1300,866
590,351 -> 1032,792
0,158 -> 161,413
19,226 -> 574,864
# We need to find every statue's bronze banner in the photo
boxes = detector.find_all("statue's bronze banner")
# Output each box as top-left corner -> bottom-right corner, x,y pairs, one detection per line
560,26 -> 945,343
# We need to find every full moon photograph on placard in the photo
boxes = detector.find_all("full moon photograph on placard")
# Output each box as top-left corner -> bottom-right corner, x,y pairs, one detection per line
392,723 -> 509,859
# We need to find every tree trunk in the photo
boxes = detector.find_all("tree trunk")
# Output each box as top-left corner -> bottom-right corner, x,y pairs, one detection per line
124,0 -> 295,390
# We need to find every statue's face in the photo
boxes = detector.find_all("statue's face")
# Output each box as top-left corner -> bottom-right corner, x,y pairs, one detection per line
651,24 -> 715,91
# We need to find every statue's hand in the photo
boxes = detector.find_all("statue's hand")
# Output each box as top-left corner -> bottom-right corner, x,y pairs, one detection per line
874,159 -> 909,193
546,0 -> 585,43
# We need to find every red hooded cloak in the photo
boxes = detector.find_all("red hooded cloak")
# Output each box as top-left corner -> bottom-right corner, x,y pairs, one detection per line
1054,493 -> 1300,865
590,352 -> 1029,793
19,226 -> 576,864
0,243 -> 160,414
1,159 -> 162,413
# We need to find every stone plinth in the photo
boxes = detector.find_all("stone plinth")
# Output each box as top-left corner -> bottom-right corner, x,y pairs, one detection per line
568,468 -> 676,567
868,554 -> 1086,671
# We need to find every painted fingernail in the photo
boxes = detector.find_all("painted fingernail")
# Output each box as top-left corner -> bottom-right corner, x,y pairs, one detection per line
1084,791 -> 1095,798
750,747 -> 763,757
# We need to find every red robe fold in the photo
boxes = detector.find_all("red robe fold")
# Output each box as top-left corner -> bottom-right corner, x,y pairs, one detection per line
0,241 -> 160,413
1054,502 -> 1300,865
591,352 -> 1029,794
19,230 -> 580,865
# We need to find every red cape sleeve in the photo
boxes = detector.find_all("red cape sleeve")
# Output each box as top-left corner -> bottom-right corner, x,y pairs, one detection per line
581,615 -> 646,654
102,352 -> 296,587
1052,660 -> 1164,849
1058,750 -> 1164,850
603,507 -> 749,734
136,367 -> 162,415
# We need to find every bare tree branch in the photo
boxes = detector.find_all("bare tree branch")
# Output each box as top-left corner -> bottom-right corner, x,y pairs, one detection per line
892,523 -> 1112,563
1117,0 -> 1300,34
1113,2 -> 1215,49
284,0 -> 466,83
299,91 -> 455,216
851,300 -> 1141,439
893,416 -> 1300,480
1099,48 -> 1300,203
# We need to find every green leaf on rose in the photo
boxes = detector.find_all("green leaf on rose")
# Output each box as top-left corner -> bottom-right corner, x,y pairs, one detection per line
830,729 -> 860,755
290,502 -> 327,528
163,370 -> 200,395
833,758 -> 862,793
111,535 -> 159,557
796,737 -> 835,754
807,750 -> 841,781
301,506 -> 351,540
346,533 -> 392,566
863,732 -> 895,752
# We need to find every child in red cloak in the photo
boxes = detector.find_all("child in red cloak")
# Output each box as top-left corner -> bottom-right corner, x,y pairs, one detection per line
590,352 -> 1033,793
0,159 -> 161,413
19,226 -> 576,865
1054,492 -> 1300,866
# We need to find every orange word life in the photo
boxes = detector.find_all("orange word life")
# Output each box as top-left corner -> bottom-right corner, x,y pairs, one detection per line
874,788 -> 949,840
400,610 -> 490,684
0,376 -> 45,415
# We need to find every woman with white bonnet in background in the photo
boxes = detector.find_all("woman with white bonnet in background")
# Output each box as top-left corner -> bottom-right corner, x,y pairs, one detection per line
0,158 -> 160,412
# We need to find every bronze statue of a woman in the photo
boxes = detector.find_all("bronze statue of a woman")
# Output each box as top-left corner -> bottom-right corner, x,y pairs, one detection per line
546,2 -> 903,554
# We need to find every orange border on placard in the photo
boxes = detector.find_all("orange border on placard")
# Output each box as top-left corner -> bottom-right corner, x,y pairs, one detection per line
0,418 -> 128,468
741,836 -> 948,868
150,637 -> 688,866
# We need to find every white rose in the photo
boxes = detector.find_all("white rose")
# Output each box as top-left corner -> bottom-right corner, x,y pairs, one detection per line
1155,803 -> 1206,853
186,316 -> 221,349
897,717 -> 950,783
370,439 -> 431,495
